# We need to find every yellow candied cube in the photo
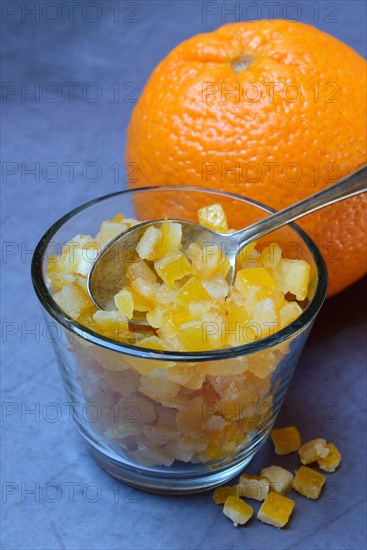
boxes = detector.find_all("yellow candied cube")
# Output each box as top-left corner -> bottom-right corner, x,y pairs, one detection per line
92,310 -> 129,341
126,259 -> 157,284
292,466 -> 326,500
271,426 -> 301,455
146,304 -> 171,329
260,243 -> 282,268
252,298 -> 280,339
189,243 -> 223,279
96,220 -> 128,248
202,273 -> 229,300
136,335 -> 171,351
212,486 -> 238,505
223,496 -> 253,526
298,438 -> 329,465
131,278 -> 172,308
136,225 -> 163,261
260,465 -> 294,494
247,349 -> 279,379
235,268 -> 275,297
276,258 -> 310,301
177,276 -> 210,303
111,213 -> 124,223
237,474 -> 269,501
317,443 -> 341,472
53,282 -> 93,319
280,301 -> 303,328
154,250 -> 192,287
160,220 -> 182,255
218,253 -> 231,279
197,203 -> 229,233
48,272 -> 76,293
257,491 -> 295,528
162,305 -> 193,333
178,321 -> 213,352
189,299 -> 226,320
114,288 -> 134,319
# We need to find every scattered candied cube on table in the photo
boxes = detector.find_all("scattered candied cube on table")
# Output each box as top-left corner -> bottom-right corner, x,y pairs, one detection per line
317,443 -> 341,472
298,438 -> 329,465
223,496 -> 253,526
260,465 -> 294,494
292,466 -> 326,499
238,474 -> 269,501
270,426 -> 301,455
212,486 -> 238,505
257,491 -> 295,528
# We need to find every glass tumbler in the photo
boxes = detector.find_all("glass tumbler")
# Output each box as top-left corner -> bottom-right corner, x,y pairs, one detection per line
32,187 -> 327,493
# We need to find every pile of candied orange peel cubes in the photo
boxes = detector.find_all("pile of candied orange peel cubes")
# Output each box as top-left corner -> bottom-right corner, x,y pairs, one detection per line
214,425 -> 341,529
49,203 -> 312,351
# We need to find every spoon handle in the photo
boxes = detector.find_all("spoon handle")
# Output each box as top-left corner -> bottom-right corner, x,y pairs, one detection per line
233,164 -> 367,247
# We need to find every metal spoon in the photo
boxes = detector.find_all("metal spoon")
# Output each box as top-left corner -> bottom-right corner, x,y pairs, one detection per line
88,165 -> 366,322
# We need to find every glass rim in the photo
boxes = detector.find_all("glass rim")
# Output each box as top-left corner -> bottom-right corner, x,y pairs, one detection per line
31,185 -> 328,362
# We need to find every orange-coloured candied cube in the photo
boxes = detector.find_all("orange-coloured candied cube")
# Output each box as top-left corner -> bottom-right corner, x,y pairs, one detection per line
238,474 -> 269,501
292,466 -> 326,499
298,438 -> 329,465
197,203 -> 229,233
317,443 -> 341,472
212,486 -> 238,505
223,496 -> 253,526
126,258 -> 157,283
114,288 -> 134,319
235,267 -> 275,297
271,426 -> 301,455
177,276 -> 210,303
154,250 -> 192,287
257,491 -> 295,528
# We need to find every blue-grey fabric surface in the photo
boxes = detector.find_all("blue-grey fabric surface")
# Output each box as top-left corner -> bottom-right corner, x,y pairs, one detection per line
1,1 -> 366,548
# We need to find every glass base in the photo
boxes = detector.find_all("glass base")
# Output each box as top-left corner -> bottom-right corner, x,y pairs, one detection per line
82,432 -> 271,494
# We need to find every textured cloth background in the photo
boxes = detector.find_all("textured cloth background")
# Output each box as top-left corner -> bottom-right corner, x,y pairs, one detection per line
2,1 -> 366,548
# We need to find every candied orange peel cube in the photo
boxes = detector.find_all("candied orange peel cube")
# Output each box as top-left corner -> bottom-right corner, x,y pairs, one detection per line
257,491 -> 295,528
114,288 -> 134,319
317,443 -> 341,472
223,496 -> 253,526
260,465 -> 294,494
238,474 -> 269,501
292,466 -> 326,500
271,426 -> 301,455
177,276 -> 210,303
155,250 -> 192,287
212,486 -> 238,505
298,438 -> 329,465
235,268 -> 275,296
198,203 -> 229,233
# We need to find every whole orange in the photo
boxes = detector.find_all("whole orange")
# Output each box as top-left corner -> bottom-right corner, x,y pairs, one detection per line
126,20 -> 367,296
